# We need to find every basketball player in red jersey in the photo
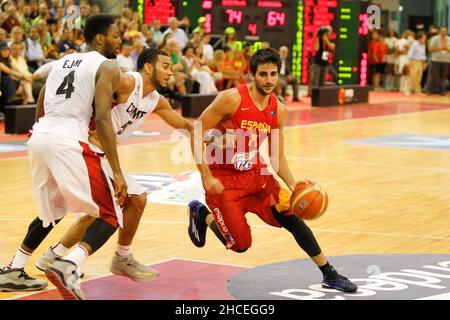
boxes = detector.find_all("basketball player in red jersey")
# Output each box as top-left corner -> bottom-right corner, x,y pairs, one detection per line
189,48 -> 357,292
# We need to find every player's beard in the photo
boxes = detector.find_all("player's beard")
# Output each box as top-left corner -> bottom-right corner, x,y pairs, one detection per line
104,42 -> 117,59
151,68 -> 162,90
255,81 -> 273,96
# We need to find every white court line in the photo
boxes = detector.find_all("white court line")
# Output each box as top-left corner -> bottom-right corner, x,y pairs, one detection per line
5,257 -> 178,300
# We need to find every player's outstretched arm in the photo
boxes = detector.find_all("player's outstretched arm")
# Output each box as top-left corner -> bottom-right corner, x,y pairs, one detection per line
190,89 -> 240,194
270,103 -> 297,192
35,84 -> 46,121
154,96 -> 193,135
94,60 -> 127,205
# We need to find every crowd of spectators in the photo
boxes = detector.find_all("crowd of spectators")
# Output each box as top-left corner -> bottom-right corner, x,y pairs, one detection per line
367,26 -> 450,96
0,0 -> 304,117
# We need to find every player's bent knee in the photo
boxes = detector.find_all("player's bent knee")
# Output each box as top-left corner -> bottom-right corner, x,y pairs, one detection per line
78,214 -> 97,226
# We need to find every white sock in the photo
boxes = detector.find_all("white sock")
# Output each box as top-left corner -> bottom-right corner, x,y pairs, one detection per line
51,242 -> 70,257
64,245 -> 89,266
116,244 -> 132,257
5,248 -> 32,270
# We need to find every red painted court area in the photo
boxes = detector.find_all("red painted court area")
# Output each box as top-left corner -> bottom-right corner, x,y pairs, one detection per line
18,259 -> 246,300
1,93 -> 449,160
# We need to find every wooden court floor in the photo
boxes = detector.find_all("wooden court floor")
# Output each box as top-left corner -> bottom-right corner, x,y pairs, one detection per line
0,92 -> 449,300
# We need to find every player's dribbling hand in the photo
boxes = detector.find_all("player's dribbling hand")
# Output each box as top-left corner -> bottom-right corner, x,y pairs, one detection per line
203,175 -> 224,194
113,172 -> 128,206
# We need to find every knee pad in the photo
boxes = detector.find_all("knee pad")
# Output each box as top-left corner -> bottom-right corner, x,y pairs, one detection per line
81,218 -> 117,253
23,217 -> 61,250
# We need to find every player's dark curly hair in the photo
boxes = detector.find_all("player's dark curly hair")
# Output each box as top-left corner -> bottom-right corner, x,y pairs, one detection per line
84,14 -> 116,44
249,48 -> 281,75
137,48 -> 169,71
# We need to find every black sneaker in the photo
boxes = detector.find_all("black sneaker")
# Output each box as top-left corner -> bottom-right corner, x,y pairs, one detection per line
187,200 -> 208,247
322,272 -> 358,293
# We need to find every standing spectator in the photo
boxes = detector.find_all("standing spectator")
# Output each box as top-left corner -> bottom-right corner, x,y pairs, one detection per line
151,19 -> 164,47
385,29 -> 398,91
428,26 -> 450,95
9,41 -> 34,103
423,26 -> 439,93
163,17 -> 189,50
371,32 -> 388,91
395,31 -> 412,93
278,46 -> 300,101
116,41 -> 135,72
25,25 -> 45,70
310,26 -> 335,89
57,27 -> 79,54
1,1 -> 20,33
407,32 -> 427,95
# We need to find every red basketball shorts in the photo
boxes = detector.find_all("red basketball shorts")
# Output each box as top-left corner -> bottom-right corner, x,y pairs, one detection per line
205,168 -> 293,252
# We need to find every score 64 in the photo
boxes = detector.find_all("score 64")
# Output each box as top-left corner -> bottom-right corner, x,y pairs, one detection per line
267,11 -> 286,27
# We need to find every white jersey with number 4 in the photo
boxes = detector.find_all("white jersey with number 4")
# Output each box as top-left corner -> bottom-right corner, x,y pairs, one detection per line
112,71 -> 160,143
33,51 -> 108,142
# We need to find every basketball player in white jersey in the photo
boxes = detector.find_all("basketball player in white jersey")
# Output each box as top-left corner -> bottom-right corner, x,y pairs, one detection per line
0,15 -> 126,300
34,48 -> 194,283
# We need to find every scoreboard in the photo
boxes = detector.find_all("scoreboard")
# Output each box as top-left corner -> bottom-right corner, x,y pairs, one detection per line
137,0 -> 369,86
294,0 -> 369,85
201,0 -> 297,51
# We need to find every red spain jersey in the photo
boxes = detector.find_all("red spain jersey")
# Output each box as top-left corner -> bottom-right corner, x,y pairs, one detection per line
208,84 -> 278,173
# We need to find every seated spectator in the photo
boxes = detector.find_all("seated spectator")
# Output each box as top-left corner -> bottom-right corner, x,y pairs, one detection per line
25,26 -> 45,71
163,17 -> 189,50
9,41 -> 34,103
181,45 -> 217,94
151,19 -> 164,47
202,33 -> 214,62
7,26 -> 24,50
0,28 -> 6,42
19,4 -> 33,34
131,39 -> 145,70
0,42 -> 33,108
1,1 -> 20,33
189,30 -> 203,48
166,38 -> 190,96
37,19 -> 52,57
117,41 -> 135,72
32,3 -> 49,26
58,28 -> 79,54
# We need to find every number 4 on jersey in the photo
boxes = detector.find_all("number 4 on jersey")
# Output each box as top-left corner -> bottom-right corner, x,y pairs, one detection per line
56,70 -> 76,99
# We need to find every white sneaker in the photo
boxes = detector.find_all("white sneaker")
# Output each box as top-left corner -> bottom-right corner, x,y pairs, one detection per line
36,247 -> 85,278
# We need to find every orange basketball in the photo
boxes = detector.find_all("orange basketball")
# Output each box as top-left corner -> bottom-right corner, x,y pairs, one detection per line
290,181 -> 328,220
